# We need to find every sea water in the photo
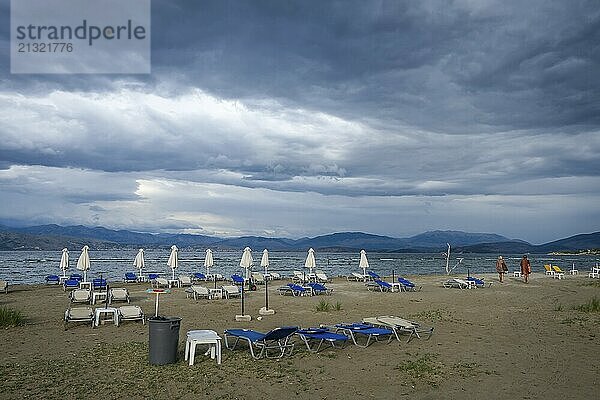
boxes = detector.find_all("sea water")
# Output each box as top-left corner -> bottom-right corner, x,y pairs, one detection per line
0,249 -> 597,284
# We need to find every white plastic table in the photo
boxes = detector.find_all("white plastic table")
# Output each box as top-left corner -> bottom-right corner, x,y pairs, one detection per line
95,307 -> 118,327
185,330 -> 222,365
92,292 -> 107,305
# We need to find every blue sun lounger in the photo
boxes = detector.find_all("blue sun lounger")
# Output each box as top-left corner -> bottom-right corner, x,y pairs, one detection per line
193,272 -> 207,281
367,271 -> 381,280
124,272 -> 138,283
366,279 -> 393,292
92,278 -> 107,290
224,326 -> 299,359
398,277 -> 421,292
296,328 -> 348,352
334,323 -> 394,347
63,278 -> 80,291
45,275 -> 60,285
231,274 -> 245,285
307,282 -> 332,295
466,276 -> 491,288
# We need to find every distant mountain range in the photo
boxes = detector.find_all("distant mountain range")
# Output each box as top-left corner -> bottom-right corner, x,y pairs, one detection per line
0,224 -> 598,253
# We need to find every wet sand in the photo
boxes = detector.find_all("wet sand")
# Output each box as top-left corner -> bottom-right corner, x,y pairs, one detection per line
0,273 -> 598,399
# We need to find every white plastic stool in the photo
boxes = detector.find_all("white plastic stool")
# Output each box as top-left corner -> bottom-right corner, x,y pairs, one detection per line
185,330 -> 222,366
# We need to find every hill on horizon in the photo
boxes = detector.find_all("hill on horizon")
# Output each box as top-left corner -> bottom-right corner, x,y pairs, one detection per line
0,223 -> 597,253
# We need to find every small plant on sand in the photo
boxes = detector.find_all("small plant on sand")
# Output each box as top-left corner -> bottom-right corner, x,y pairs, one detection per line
0,306 -> 25,327
395,353 -> 442,387
554,303 -> 563,311
574,296 -> 600,313
333,301 -> 343,311
315,299 -> 332,312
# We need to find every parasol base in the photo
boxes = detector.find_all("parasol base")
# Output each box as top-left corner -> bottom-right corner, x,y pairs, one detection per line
259,307 -> 275,316
235,314 -> 252,322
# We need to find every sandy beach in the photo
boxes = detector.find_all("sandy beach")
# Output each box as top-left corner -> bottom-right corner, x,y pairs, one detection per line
0,272 -> 598,399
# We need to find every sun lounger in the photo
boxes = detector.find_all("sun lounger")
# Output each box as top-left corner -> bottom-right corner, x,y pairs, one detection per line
45,275 -> 60,285
251,272 -> 266,284
117,305 -> 145,325
466,276 -> 491,288
292,271 -> 305,282
224,326 -> 298,359
362,316 -> 434,343
63,278 -> 80,291
64,306 -> 94,329
185,285 -> 212,300
307,282 -> 332,295
278,283 -> 310,296
315,270 -> 329,282
124,272 -> 138,283
266,272 -> 281,280
109,288 -> 130,304
544,265 -> 553,275
295,328 -> 348,352
398,277 -> 422,291
70,273 -> 83,281
347,272 -> 366,282
552,266 -> 565,279
92,278 -> 107,291
179,275 -> 193,287
367,279 -> 393,292
334,323 -> 394,348
443,278 -> 473,289
367,271 -> 381,281
193,272 -> 207,281
231,274 -> 245,285
69,288 -> 91,303
154,277 -> 169,289
222,285 -> 241,299
0,280 -> 8,293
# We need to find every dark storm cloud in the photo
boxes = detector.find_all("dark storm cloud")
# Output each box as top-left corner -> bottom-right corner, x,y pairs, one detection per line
0,0 -> 599,241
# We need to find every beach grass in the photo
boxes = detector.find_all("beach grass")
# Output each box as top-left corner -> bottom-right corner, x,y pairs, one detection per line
0,306 -> 25,327
574,296 -> 600,313
315,299 -> 343,312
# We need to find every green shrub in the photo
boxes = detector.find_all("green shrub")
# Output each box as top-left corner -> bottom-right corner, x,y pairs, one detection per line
575,297 -> 600,313
0,306 -> 25,327
315,299 -> 331,312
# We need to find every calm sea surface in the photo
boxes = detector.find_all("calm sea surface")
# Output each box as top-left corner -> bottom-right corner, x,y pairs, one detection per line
0,249 -> 598,284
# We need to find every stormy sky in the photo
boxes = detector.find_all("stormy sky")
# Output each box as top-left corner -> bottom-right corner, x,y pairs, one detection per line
1,0 -> 599,244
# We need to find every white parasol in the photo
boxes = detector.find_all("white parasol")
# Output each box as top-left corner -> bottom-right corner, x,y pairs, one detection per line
240,247 -> 253,280
59,248 -> 69,278
304,248 -> 316,275
167,245 -> 178,280
260,249 -> 269,275
76,245 -> 90,282
359,249 -> 369,277
204,249 -> 214,276
133,248 -> 145,278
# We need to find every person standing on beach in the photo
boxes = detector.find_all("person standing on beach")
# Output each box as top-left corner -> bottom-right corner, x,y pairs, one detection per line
520,255 -> 531,283
496,256 -> 507,282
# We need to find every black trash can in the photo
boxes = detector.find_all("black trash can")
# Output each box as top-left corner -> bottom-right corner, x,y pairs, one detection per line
148,316 -> 182,365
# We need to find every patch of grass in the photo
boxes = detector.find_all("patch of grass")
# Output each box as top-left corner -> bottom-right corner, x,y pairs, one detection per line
333,301 -> 343,311
574,297 -> 600,313
314,300 -> 343,312
554,303 -> 563,311
410,308 -> 452,322
0,306 -> 25,327
315,299 -> 332,312
560,316 -> 588,325
580,280 -> 600,288
395,353 -> 442,387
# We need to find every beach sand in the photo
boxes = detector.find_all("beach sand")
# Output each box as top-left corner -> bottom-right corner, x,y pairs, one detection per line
0,273 -> 598,399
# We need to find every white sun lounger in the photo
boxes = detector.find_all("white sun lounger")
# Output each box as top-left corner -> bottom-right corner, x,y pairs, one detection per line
362,316 -> 434,343
443,278 -> 473,289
